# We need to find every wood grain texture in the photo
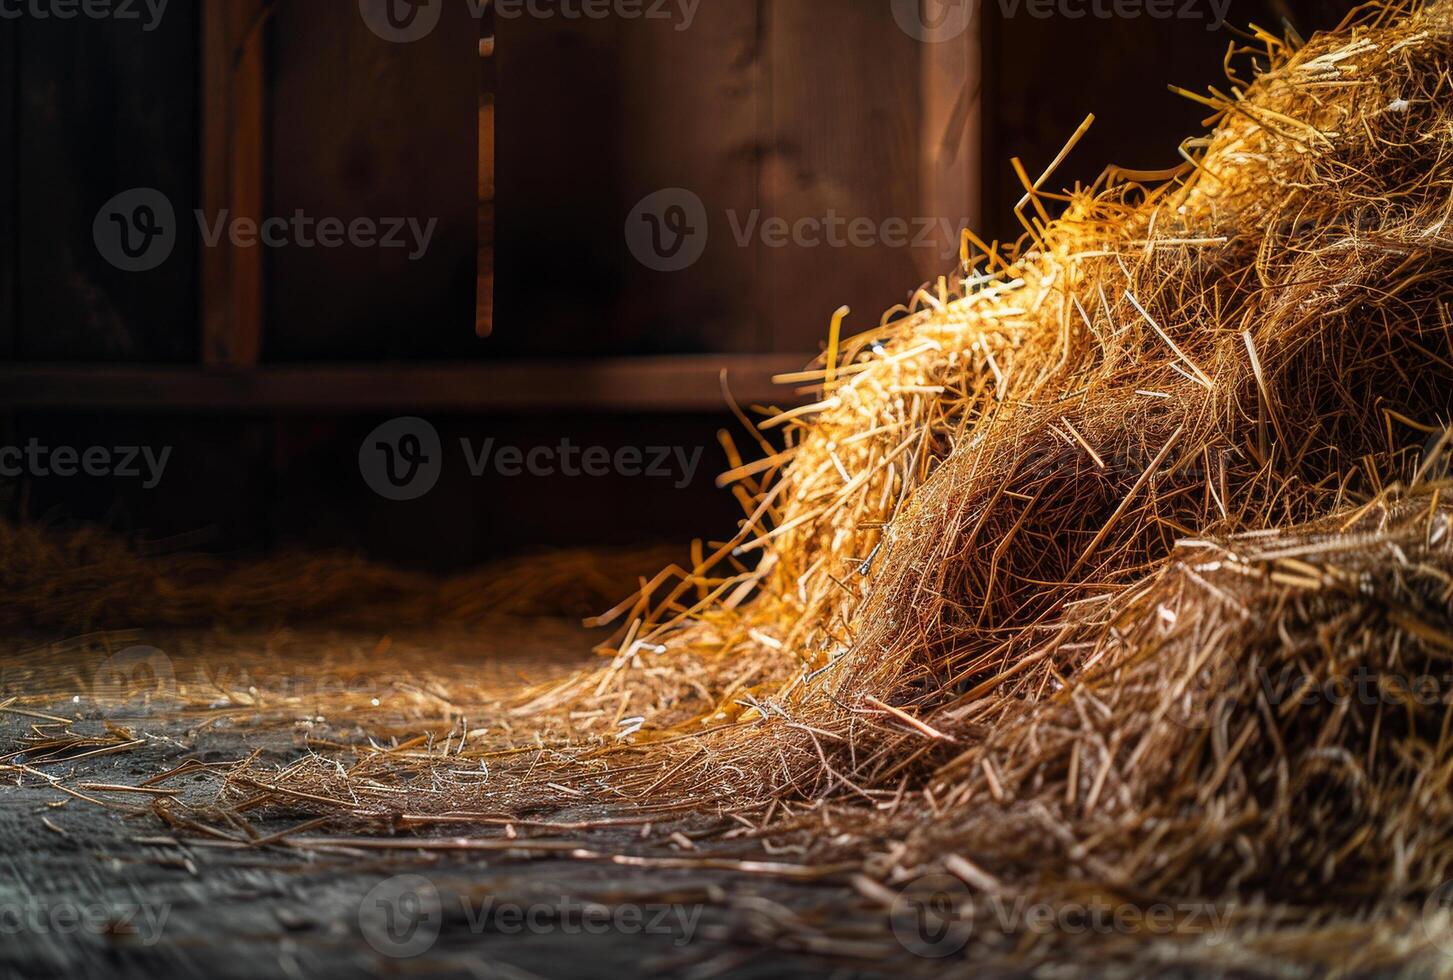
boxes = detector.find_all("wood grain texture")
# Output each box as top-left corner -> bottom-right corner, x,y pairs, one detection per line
918,21 -> 981,284
614,1 -> 764,355
0,356 -> 811,412
266,0 -> 478,361
477,9 -> 496,339
762,1 -> 930,353
201,0 -> 268,368
16,6 -> 199,361
492,3 -> 762,357
0,23 -> 14,358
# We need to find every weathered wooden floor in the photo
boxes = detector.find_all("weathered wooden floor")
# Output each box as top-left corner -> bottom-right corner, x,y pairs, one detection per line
1,622 -> 1415,980
0,623 -> 906,980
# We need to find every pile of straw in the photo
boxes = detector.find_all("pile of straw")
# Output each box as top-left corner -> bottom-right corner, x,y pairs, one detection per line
0,521 -> 677,627
449,0 -> 1453,922
8,0 -> 1453,964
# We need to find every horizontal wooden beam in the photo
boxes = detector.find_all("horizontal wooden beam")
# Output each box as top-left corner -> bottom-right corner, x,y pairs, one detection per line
0,356 -> 815,413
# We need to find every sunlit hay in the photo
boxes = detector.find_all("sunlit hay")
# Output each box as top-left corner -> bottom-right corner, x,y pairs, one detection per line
212,3 -> 1453,832
186,4 -> 1453,893
412,0 -> 1453,892
52,0 -> 1442,830
6,0 -> 1453,947
515,3 -> 1453,763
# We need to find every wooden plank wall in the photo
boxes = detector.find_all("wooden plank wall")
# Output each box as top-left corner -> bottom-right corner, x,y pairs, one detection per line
0,24 -> 13,359
612,1 -> 765,355
492,1 -> 969,358
919,19 -> 981,286
265,0 -> 478,361
0,2 -> 973,366
762,0 -> 931,352
15,7 -> 199,361
978,0 -> 1353,243
490,3 -> 758,357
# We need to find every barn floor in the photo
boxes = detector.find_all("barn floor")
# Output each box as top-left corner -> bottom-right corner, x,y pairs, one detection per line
0,622 -> 910,980
1,622 -> 1429,979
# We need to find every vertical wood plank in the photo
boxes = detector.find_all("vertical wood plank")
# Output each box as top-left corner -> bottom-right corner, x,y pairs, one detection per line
616,3 -> 764,355
493,4 -> 762,357
0,23 -> 15,358
201,0 -> 268,368
477,8 -> 496,338
763,1 -> 926,354
918,22 -> 981,283
17,6 -> 199,361
267,0 -> 477,361
477,98 -> 495,338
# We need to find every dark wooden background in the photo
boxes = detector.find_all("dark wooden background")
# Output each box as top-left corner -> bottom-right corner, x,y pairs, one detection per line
0,0 -> 1351,567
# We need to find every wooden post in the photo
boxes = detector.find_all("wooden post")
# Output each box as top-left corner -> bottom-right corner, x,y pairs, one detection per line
918,14 -> 982,284
201,0 -> 267,367
0,25 -> 14,358
478,12 -> 496,338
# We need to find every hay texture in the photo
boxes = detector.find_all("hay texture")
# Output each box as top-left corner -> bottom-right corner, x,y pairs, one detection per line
458,0 -> 1453,917
7,0 -> 1453,967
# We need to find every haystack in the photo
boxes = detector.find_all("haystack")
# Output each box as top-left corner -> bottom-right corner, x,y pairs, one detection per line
7,0 -> 1453,966
455,0 -> 1453,925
